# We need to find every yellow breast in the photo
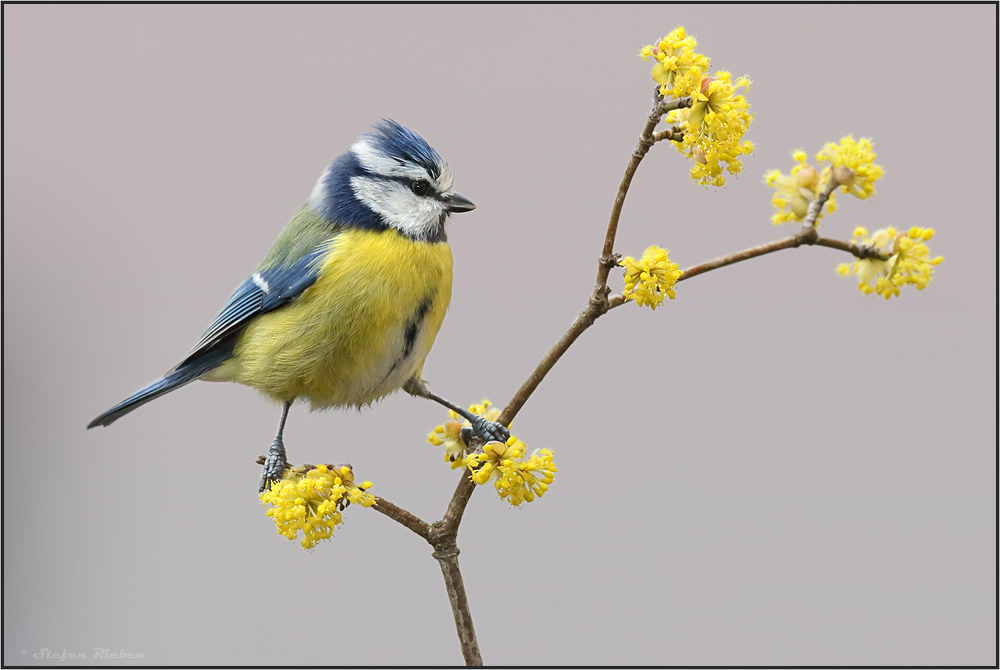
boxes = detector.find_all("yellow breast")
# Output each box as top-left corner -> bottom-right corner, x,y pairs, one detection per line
229,228 -> 453,408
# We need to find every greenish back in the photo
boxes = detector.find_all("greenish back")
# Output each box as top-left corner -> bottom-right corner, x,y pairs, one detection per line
257,204 -> 337,271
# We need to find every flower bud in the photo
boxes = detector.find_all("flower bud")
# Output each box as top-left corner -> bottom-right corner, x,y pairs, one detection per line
693,147 -> 708,164
833,165 -> 855,186
791,193 -> 810,219
796,165 -> 819,190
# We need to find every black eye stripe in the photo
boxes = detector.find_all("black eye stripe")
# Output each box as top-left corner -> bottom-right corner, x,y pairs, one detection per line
386,175 -> 439,198
393,176 -> 433,196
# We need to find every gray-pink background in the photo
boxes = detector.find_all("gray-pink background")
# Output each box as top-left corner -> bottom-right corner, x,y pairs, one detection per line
4,5 -> 996,665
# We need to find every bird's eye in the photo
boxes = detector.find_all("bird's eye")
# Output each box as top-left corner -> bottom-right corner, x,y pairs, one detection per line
412,180 -> 431,197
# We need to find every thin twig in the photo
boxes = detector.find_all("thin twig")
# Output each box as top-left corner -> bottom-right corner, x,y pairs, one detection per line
677,230 -> 818,282
652,126 -> 684,143
503,226 -> 893,416
814,236 -> 890,260
603,229 -> 893,312
676,230 -> 893,283
371,497 -> 431,540
594,97 -> 691,294
803,175 -> 839,228
499,304 -> 602,426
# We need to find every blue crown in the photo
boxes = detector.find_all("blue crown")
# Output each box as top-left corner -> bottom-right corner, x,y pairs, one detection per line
363,119 -> 444,180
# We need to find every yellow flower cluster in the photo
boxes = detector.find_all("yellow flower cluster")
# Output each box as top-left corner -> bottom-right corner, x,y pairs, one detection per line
640,28 -> 754,187
816,136 -> 884,200
428,400 -> 557,506
764,150 -> 838,226
666,72 -> 754,187
260,463 -> 375,550
465,436 -> 557,507
428,400 -> 502,469
639,27 -> 710,99
837,226 -> 943,299
620,245 -> 683,310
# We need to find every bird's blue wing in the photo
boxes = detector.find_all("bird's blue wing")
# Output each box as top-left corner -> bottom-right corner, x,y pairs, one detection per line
178,247 -> 326,366
89,245 -> 327,428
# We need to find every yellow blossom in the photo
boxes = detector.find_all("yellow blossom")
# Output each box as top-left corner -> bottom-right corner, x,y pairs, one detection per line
666,72 -> 754,186
764,150 -> 838,225
428,400 -> 504,469
816,136 -> 884,200
640,27 -> 711,99
620,246 -> 683,310
465,436 -> 557,507
260,463 -> 375,550
836,226 -> 942,299
428,417 -> 466,469
428,401 -> 556,506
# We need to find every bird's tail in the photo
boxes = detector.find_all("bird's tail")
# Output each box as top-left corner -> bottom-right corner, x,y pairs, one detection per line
87,353 -> 229,429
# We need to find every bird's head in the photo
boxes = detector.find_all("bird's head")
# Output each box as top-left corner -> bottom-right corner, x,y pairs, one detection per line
309,120 -> 475,242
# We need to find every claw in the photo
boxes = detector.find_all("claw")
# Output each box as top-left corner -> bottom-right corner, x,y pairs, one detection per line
259,435 -> 288,493
469,415 -> 511,444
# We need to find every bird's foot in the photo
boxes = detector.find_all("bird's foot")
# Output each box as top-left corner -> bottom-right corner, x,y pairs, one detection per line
466,415 -> 511,444
259,435 -> 288,493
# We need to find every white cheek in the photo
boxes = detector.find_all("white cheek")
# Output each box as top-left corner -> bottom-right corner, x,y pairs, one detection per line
350,177 -> 445,238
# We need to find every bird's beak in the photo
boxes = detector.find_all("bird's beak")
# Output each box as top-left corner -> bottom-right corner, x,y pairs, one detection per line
443,192 -> 476,213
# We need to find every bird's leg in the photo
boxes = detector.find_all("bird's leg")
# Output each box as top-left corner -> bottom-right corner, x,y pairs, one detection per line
259,400 -> 292,493
404,378 -> 511,444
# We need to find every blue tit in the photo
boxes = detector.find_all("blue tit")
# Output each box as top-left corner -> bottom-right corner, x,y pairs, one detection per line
88,120 -> 510,490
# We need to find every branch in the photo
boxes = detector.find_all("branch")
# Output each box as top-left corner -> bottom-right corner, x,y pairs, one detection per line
503,224 -> 894,419
502,98 -> 693,426
652,125 -> 684,143
803,173 -> 838,228
432,475 -> 477,543
677,229 -> 818,282
419,136 -> 868,664
676,229 -> 893,283
594,97 -> 691,294
499,301 -> 603,426
371,497 -> 431,540
433,544 -> 482,666
814,236 -> 891,260
373,480 -> 481,666
604,228 -> 894,308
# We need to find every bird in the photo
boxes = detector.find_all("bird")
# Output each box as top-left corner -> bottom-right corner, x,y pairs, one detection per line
88,119 -> 510,490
